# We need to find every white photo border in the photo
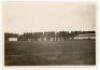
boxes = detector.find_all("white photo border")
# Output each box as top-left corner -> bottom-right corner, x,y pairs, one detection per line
0,0 -> 99,70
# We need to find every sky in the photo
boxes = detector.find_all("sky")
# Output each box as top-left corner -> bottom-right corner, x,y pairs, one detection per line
3,2 -> 96,34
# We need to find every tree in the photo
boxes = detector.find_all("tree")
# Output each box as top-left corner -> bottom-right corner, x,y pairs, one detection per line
56,31 -> 70,41
4,33 -> 18,42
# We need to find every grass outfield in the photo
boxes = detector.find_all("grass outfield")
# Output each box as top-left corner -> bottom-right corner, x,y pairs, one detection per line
5,40 -> 95,65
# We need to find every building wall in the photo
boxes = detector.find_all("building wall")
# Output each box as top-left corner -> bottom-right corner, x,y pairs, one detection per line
74,33 -> 95,40
8,37 -> 18,41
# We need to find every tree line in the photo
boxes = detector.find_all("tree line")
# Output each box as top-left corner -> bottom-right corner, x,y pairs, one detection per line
5,31 -> 95,41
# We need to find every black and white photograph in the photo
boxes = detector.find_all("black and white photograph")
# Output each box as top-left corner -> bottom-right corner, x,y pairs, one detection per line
3,1 -> 96,66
